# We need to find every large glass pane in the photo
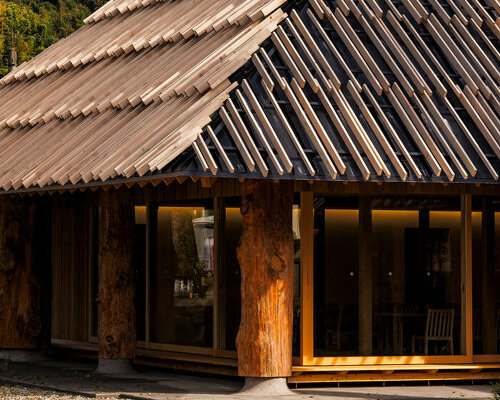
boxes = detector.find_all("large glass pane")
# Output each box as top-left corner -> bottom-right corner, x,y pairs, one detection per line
292,205 -> 301,357
313,197 -> 359,356
473,198 -> 500,355
150,205 -> 214,347
220,205 -> 242,351
371,199 -> 463,356
372,210 -> 419,355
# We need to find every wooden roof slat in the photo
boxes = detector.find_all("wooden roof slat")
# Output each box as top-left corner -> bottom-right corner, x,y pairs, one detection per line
387,11 -> 447,97
461,86 -> 500,158
307,9 -> 363,92
348,81 -> 408,180
252,53 -> 274,91
259,48 -> 286,89
291,78 -> 346,174
226,97 -> 269,177
282,78 -> 338,179
217,106 -> 256,172
392,82 -> 455,180
318,84 -> 372,180
456,0 -> 484,26
262,81 -> 316,176
235,88 -> 285,175
276,25 -> 320,92
448,22 -> 499,98
285,17 -> 335,91
401,15 -> 462,97
331,8 -> 391,93
420,92 -> 477,177
451,15 -> 500,84
240,81 -> 293,173
271,31 -> 307,88
426,14 -> 492,98
441,95 -> 499,180
363,84 -> 422,178
412,93 -> 469,179
290,10 -> 340,89
356,6 -> 417,96
329,85 -> 387,176
192,141 -> 210,172
386,85 -> 443,177
470,19 -> 500,60
207,126 -> 235,174
196,134 -> 219,176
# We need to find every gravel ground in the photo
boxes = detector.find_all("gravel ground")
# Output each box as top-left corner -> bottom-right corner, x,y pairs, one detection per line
0,384 -> 130,400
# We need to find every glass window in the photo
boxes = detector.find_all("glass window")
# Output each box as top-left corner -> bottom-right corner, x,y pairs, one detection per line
472,198 -> 500,355
372,199 -> 463,356
219,204 -> 242,351
149,205 -> 214,347
292,204 -> 301,357
313,197 -> 359,357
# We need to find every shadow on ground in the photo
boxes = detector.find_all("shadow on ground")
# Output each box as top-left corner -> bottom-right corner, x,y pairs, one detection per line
0,359 -> 494,400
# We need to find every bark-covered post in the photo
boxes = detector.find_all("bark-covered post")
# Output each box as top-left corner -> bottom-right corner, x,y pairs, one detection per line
0,196 -> 42,357
236,180 -> 294,393
96,188 -> 136,374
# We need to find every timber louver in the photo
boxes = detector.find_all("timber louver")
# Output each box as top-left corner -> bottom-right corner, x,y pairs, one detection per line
187,0 -> 500,183
0,0 -> 499,191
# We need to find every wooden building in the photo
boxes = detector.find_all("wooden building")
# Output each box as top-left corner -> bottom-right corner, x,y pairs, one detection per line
0,0 -> 499,385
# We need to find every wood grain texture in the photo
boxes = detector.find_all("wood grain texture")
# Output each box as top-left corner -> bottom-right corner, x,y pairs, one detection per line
236,179 -> 293,377
0,196 -> 41,348
98,189 -> 136,359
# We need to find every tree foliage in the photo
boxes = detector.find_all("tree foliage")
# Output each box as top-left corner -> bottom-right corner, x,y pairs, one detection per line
0,0 -> 101,75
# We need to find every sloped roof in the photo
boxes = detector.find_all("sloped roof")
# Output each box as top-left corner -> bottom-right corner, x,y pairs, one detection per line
184,0 -> 500,183
0,0 -> 285,191
1,0 -> 499,191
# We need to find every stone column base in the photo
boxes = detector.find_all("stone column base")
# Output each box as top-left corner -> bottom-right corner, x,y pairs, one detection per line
95,358 -> 136,375
237,377 -> 294,396
0,349 -> 49,362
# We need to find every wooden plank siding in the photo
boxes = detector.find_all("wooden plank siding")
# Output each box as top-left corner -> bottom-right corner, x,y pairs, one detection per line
51,194 -> 90,342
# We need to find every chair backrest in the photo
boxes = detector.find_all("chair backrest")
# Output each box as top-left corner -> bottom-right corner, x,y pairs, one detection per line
425,308 -> 454,340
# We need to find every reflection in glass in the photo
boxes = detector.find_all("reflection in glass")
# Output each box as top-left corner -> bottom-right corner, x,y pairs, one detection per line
313,198 -> 359,357
150,206 -> 214,347
473,199 -> 500,355
220,206 -> 242,351
292,205 -> 301,357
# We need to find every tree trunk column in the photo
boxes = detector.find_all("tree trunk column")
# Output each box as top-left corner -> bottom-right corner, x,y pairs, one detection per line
0,196 -> 41,352
236,180 -> 294,379
97,189 -> 136,374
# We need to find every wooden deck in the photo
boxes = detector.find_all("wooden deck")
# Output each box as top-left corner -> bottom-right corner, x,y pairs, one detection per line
51,340 -> 500,383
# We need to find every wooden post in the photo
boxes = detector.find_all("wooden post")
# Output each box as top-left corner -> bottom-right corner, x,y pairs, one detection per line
0,196 -> 41,349
460,193 -> 472,360
358,197 -> 372,356
97,189 -> 136,371
236,180 -> 294,378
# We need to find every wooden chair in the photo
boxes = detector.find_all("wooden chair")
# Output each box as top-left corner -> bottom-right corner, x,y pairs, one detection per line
412,308 -> 454,355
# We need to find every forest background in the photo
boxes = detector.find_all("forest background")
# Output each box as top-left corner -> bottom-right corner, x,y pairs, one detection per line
0,0 -> 100,75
